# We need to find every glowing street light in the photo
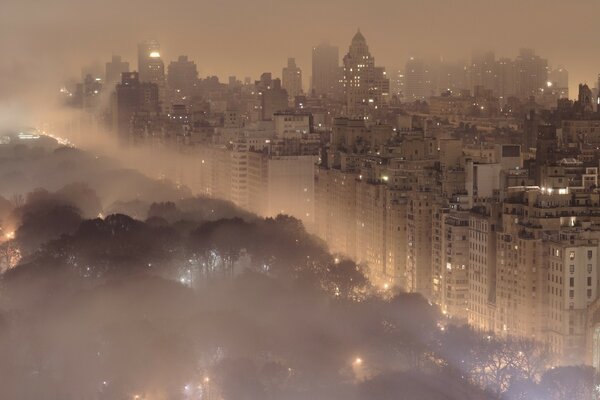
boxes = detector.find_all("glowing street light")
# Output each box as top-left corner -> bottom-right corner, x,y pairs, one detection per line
353,357 -> 363,366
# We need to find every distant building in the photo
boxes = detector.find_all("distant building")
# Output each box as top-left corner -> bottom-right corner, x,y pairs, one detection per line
549,67 -> 569,98
82,74 -> 102,111
469,50 -> 496,93
404,57 -> 427,101
138,40 -> 166,109
282,58 -> 302,101
167,55 -> 198,102
311,43 -> 340,98
138,40 -> 160,82
496,57 -> 517,100
260,78 -> 288,120
112,72 -> 160,142
515,48 -> 548,100
342,30 -> 389,117
105,55 -> 129,88
273,112 -> 310,138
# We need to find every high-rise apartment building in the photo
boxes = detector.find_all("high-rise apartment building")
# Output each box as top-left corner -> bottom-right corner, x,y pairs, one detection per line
432,208 -> 470,320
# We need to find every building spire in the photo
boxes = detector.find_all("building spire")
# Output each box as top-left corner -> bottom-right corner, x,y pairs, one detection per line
352,28 -> 366,43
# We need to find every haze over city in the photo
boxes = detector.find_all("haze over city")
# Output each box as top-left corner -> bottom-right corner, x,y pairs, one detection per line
1,1 -> 600,399
2,0 -> 600,107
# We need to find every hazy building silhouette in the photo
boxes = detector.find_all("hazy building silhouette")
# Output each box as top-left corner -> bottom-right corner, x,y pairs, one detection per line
167,55 -> 198,102
112,72 -> 160,142
495,57 -> 517,100
549,67 -> 568,89
82,74 -> 102,111
105,55 -> 129,88
404,57 -> 426,101
282,57 -> 302,101
469,50 -> 496,93
261,78 -> 288,120
515,48 -> 548,100
311,43 -> 339,98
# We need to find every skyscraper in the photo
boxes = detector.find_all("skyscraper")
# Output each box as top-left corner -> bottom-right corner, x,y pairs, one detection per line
105,55 -> 129,88
138,40 -> 166,109
342,30 -> 389,117
515,48 -> 548,100
167,55 -> 198,103
112,72 -> 160,142
495,57 -> 517,100
311,43 -> 339,98
404,57 -> 426,102
282,57 -> 302,101
469,50 -> 496,93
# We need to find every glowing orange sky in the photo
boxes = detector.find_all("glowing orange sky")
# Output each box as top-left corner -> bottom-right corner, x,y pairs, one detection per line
1,0 -> 599,100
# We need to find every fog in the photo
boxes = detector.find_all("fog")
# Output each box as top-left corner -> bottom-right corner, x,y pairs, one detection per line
2,0 -> 600,102
1,1 -> 600,398
0,134 -> 595,399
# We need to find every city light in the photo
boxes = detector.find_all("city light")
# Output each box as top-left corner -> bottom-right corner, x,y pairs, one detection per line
2,5 -> 599,400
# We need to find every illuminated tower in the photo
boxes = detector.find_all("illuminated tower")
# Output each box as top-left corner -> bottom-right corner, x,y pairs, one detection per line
138,40 -> 160,81
342,29 -> 389,118
137,40 -> 166,110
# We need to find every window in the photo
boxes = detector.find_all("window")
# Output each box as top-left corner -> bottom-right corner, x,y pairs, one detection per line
570,265 -> 575,274
570,277 -> 574,287
569,290 -> 574,298
588,277 -> 592,286
589,250 -> 594,260
570,251 -> 575,260
588,264 -> 593,273
588,289 -> 593,298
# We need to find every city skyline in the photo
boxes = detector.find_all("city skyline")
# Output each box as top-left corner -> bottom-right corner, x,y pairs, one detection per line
2,2 -> 600,399
2,0 -> 600,107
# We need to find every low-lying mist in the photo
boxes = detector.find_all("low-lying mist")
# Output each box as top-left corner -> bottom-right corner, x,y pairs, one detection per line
0,137 -> 596,400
